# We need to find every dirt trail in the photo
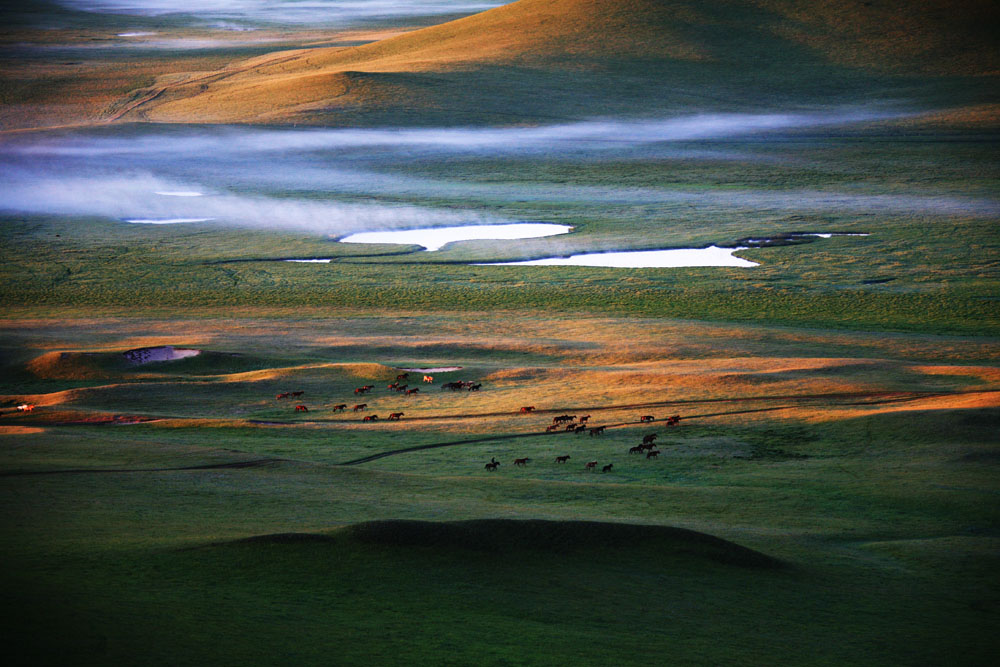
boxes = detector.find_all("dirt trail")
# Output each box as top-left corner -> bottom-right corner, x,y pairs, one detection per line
0,458 -> 281,477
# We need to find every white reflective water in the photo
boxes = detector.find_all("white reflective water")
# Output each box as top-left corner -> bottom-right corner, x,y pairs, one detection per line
339,223 -> 573,251
479,246 -> 759,268
125,217 -> 214,224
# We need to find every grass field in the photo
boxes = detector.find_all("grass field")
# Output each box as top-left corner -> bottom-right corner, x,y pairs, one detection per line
2,0 -> 999,664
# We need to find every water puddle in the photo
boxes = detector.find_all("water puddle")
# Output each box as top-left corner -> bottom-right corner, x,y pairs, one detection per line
479,246 -> 758,268
155,191 -> 205,197
339,223 -> 572,251
124,217 -> 214,224
399,366 -> 463,372
286,259 -> 332,263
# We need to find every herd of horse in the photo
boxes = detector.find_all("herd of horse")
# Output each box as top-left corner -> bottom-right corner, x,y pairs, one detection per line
272,370 -> 683,475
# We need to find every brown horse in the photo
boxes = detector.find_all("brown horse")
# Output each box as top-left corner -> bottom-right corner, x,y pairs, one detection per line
513,457 -> 530,466
289,391 -> 304,398
332,404 -> 347,412
588,426 -> 606,436
294,405 -> 308,412
387,412 -> 404,421
276,392 -> 291,400
646,450 -> 660,459
352,404 -> 367,412
406,388 -> 420,395
484,461 -> 500,472
640,415 -> 655,423
602,463 -> 614,473
629,445 -> 644,454
397,372 -> 409,381
546,424 -> 561,432
363,414 -> 379,422
574,424 -> 587,434
579,415 -> 591,423
519,406 -> 535,413
355,387 -> 370,395
584,460 -> 598,470
643,434 -> 657,445
16,404 -> 35,412
555,455 -> 570,463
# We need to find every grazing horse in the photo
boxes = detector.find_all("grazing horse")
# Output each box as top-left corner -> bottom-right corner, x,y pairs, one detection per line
294,405 -> 308,412
406,388 -> 420,395
602,463 -> 614,473
513,457 -> 530,466
423,375 -> 434,383
646,450 -> 660,459
290,391 -> 304,398
276,392 -> 291,400
643,433 -> 658,445
555,455 -> 571,463
397,372 -> 409,381
352,404 -> 367,412
484,461 -> 500,472
584,460 -> 598,471
629,445 -> 644,454
640,415 -> 655,423
588,426 -> 606,436
579,415 -> 591,423
387,412 -> 404,421
363,414 -> 379,422
332,404 -> 347,412
519,406 -> 535,414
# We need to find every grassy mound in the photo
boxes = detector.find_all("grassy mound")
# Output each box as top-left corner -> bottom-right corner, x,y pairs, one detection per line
234,518 -> 784,568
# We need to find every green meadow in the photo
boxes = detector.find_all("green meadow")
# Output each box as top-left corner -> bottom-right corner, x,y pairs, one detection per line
2,0 -> 999,665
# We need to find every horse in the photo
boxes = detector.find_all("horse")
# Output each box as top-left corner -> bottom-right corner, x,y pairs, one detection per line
546,424 -> 561,432
646,450 -> 659,459
332,404 -> 347,412
628,445 -> 644,454
406,388 -> 420,395
442,381 -> 463,391
555,455 -> 570,463
640,415 -> 655,423
294,405 -> 308,412
667,415 -> 682,426
354,387 -> 370,395
588,426 -> 606,436
485,461 -> 500,472
468,383 -> 481,391
423,375 -> 434,383
602,463 -> 613,473
519,406 -> 535,413
640,442 -> 656,451
643,434 -> 658,445
584,461 -> 598,470
388,382 -> 399,390
289,391 -> 304,398
579,415 -> 591,423
352,404 -> 367,412
395,384 -> 408,392
276,392 -> 290,400
553,414 -> 575,424
513,458 -> 530,466
363,414 -> 379,422
565,423 -> 578,431
16,404 -> 34,412
574,424 -> 587,433
387,412 -> 404,421
397,372 -> 409,381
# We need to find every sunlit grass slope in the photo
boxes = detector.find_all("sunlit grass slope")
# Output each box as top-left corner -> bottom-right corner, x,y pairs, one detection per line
116,0 -> 1000,125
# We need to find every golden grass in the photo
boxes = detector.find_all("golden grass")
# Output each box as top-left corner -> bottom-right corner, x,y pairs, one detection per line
0,425 -> 45,435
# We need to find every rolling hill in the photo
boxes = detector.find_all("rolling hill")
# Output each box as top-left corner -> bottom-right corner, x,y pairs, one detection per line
109,0 -> 1000,126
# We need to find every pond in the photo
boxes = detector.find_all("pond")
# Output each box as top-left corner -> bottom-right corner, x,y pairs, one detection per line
477,245 -> 759,268
338,223 -> 573,251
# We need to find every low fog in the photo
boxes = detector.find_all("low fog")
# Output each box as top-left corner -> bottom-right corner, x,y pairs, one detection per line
2,112 -> 996,239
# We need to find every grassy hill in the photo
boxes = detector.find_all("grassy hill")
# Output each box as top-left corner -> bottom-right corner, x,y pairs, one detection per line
111,0 -> 1000,125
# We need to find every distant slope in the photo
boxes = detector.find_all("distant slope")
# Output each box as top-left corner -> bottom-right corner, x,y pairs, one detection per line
112,0 -> 1000,125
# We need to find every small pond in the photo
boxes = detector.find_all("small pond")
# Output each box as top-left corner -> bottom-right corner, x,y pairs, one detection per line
478,245 -> 758,268
338,223 -> 572,251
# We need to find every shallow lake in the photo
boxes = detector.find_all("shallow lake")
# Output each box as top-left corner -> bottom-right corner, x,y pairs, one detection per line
338,223 -> 573,251
477,245 -> 759,268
